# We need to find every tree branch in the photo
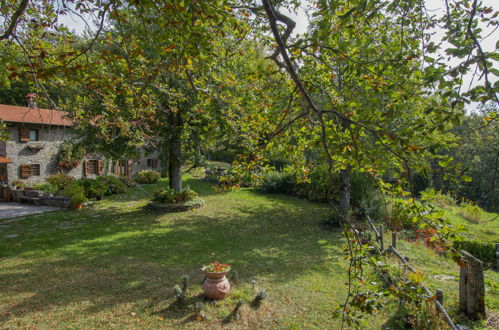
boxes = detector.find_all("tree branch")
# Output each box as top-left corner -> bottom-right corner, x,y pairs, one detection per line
0,0 -> 29,40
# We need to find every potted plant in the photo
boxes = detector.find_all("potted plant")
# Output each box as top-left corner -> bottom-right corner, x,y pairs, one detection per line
70,191 -> 87,210
202,261 -> 231,300
62,182 -> 88,210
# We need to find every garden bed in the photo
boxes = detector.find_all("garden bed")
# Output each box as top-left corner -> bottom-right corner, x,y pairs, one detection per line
146,197 -> 204,212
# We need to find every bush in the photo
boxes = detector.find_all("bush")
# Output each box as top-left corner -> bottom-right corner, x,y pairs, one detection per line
268,158 -> 290,171
119,176 -> 137,187
134,170 -> 161,184
385,199 -> 416,231
350,173 -> 385,219
422,190 -> 457,209
11,180 -> 26,189
457,201 -> 484,223
453,239 -> 495,264
47,174 -> 75,191
33,183 -> 59,195
62,181 -> 88,206
96,175 -> 127,195
153,186 -> 199,204
77,178 -> 108,199
294,166 -> 337,202
257,171 -> 296,195
210,150 -> 237,163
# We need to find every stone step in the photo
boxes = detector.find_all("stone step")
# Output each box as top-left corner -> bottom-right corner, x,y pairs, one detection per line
20,196 -> 42,206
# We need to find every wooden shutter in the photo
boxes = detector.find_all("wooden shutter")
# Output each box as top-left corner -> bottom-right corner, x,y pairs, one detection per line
20,164 -> 31,178
83,160 -> 89,176
114,161 -> 120,176
97,160 -> 103,175
19,128 -> 30,142
152,159 -> 158,168
127,160 -> 133,177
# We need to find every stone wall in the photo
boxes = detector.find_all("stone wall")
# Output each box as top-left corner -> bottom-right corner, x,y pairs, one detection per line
5,123 -> 163,185
6,124 -> 73,185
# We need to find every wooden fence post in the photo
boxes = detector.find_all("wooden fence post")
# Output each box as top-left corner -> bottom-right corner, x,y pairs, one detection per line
392,232 -> 397,249
379,224 -> 384,252
436,289 -> 444,305
459,250 -> 486,320
495,243 -> 499,272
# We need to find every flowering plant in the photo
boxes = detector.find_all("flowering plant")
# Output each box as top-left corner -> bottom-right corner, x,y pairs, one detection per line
202,261 -> 230,273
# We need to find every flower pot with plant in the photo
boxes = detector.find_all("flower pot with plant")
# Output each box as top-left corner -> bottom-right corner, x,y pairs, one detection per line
62,182 -> 88,210
202,261 -> 231,300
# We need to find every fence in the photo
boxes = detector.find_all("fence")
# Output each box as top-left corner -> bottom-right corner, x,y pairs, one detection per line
364,215 -> 491,329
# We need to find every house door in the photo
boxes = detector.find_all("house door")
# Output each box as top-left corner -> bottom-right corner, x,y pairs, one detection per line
0,164 -> 7,183
114,160 -> 133,177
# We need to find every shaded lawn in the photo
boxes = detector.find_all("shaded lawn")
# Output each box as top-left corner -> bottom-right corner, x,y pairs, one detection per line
0,177 -> 393,329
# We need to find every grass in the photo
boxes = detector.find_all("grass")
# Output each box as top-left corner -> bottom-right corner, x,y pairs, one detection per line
0,177 -> 497,328
0,176 -> 381,328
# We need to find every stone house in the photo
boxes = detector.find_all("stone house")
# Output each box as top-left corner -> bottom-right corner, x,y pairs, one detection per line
0,94 -> 162,191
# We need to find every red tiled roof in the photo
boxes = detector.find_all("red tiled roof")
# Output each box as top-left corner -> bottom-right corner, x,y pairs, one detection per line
0,156 -> 12,163
0,104 -> 73,126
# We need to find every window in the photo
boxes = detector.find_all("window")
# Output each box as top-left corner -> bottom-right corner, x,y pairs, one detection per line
20,164 -> 41,178
147,159 -> 158,168
19,127 -> 39,142
84,159 -> 102,176
29,129 -> 39,141
30,164 -> 40,176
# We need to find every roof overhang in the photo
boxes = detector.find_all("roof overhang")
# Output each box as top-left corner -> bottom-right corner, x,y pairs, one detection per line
0,156 -> 13,163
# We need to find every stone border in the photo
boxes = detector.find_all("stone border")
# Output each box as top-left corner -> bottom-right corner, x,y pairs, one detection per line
146,197 -> 205,212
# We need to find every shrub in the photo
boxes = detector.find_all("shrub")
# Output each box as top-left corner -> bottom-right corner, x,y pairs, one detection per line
257,171 -> 296,195
119,176 -> 137,187
47,174 -> 75,191
153,186 -> 199,204
268,158 -> 290,171
350,173 -> 384,219
11,180 -> 26,189
33,183 -> 59,195
294,166 -> 337,202
210,150 -> 237,163
453,239 -> 495,264
457,201 -> 483,223
423,190 -> 457,209
77,178 -> 108,199
62,181 -> 88,206
385,199 -> 416,231
96,175 -> 127,194
134,170 -> 161,184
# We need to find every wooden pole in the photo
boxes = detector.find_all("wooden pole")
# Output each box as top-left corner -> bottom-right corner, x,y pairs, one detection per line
436,289 -> 444,305
392,232 -> 397,249
379,224 -> 384,252
459,250 -> 486,320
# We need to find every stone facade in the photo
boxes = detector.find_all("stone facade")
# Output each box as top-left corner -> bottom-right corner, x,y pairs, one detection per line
2,123 -> 162,186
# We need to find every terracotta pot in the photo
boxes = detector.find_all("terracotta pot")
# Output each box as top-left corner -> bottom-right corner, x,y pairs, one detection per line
73,203 -> 84,210
202,269 -> 230,300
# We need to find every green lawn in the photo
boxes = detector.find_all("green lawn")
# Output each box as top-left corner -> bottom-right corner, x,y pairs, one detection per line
0,177 -> 497,329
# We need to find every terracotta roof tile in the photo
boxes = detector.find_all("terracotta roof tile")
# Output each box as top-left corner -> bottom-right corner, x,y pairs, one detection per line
0,104 -> 73,126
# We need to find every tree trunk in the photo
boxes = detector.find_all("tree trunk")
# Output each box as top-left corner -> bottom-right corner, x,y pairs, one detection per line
339,165 -> 351,219
169,133 -> 182,192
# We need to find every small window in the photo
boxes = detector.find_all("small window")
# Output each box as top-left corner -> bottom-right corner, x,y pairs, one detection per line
147,159 -> 158,168
30,164 -> 40,176
87,160 -> 98,175
29,129 -> 39,141
20,164 -> 40,178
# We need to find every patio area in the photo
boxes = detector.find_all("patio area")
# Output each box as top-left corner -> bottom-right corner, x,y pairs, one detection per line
0,202 -> 60,219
